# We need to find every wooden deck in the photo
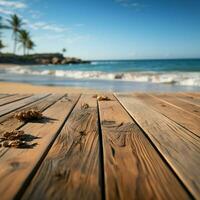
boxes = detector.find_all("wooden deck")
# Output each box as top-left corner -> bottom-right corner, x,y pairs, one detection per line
0,92 -> 199,200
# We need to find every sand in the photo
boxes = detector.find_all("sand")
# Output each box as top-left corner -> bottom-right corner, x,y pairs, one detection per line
0,82 -> 98,94
0,64 -> 20,68
0,64 -> 102,94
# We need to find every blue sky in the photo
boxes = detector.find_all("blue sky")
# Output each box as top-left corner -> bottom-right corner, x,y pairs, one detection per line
0,0 -> 200,59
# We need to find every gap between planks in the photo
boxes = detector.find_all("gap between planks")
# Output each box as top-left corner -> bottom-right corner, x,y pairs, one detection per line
98,94 -> 191,200
0,94 -> 32,107
0,94 -> 50,117
132,93 -> 200,138
0,94 -> 80,200
0,94 -> 65,135
22,94 -> 102,200
115,93 -> 200,200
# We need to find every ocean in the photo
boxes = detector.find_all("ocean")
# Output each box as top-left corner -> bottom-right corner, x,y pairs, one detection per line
1,59 -> 200,92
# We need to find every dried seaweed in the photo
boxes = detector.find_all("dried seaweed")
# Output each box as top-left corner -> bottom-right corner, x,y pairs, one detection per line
93,94 -> 111,101
0,130 -> 37,149
14,109 -> 42,121
97,96 -> 111,101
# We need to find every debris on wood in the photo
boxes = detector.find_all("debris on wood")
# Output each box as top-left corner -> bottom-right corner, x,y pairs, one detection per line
81,103 -> 89,109
0,129 -> 37,149
3,141 -> 9,147
3,130 -> 24,140
97,96 -> 111,101
14,109 -> 42,121
93,94 -> 111,101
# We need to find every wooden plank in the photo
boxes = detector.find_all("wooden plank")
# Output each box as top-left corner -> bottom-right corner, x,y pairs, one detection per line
116,94 -> 200,199
133,93 -> 200,138
153,94 -> 200,117
98,95 -> 190,200
0,94 -> 61,124
185,93 -> 200,98
0,94 -> 80,200
0,94 -> 15,99
22,95 -> 101,200
0,94 -> 32,107
0,93 -> 64,135
0,94 -> 49,117
175,93 -> 200,106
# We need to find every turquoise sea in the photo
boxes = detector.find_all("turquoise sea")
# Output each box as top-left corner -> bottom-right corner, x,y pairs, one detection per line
0,59 -> 200,92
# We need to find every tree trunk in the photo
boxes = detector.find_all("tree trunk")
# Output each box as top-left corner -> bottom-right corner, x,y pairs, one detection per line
13,34 -> 17,54
23,45 -> 25,56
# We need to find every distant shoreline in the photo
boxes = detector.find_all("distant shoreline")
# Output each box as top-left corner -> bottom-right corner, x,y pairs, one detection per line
0,53 -> 91,65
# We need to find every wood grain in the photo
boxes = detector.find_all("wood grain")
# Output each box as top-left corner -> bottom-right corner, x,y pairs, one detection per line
0,94 -> 14,99
0,93 -> 64,135
175,93 -> 200,106
152,93 -> 200,117
0,94 -> 59,124
0,94 -> 80,200
116,94 -> 200,200
98,95 -> 190,200
0,94 -> 49,117
0,94 -> 31,106
22,95 -> 101,200
185,93 -> 200,98
133,93 -> 200,138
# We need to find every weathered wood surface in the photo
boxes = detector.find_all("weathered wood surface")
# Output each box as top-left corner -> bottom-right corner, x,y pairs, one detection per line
0,94 -> 80,200
0,94 -> 14,99
186,93 -> 200,98
133,93 -> 200,138
175,93 -> 200,106
152,93 -> 200,117
98,95 -> 190,200
0,92 -> 199,200
0,94 -> 49,117
0,94 -> 31,107
22,95 -> 102,200
0,94 -> 61,124
0,94 -> 64,135
116,93 -> 200,199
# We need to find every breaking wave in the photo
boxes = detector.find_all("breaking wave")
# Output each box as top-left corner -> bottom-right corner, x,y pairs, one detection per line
5,65 -> 200,87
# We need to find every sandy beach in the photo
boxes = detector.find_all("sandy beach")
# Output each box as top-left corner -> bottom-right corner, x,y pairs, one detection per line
0,64 -> 99,93
0,81 -> 98,94
0,64 -> 20,68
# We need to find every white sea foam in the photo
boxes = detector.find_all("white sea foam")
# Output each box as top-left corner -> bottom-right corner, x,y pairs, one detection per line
5,66 -> 200,87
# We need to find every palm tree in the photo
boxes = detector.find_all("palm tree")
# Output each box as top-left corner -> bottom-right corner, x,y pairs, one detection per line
26,39 -> 35,55
0,40 -> 5,53
62,48 -> 66,54
0,16 -> 3,39
18,29 -> 30,55
7,14 -> 24,54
